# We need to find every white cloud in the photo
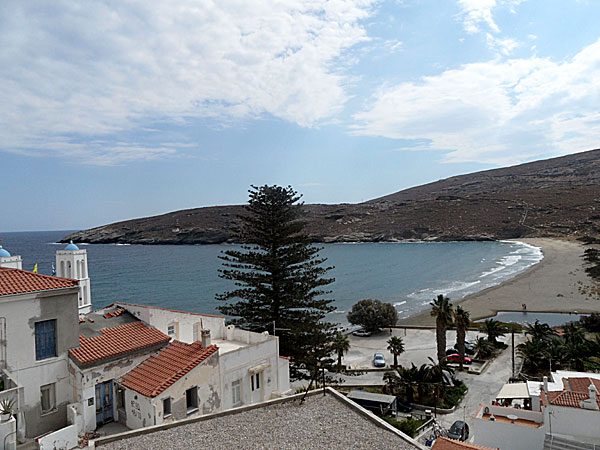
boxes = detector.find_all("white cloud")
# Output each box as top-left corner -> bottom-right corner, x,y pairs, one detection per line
486,33 -> 519,55
352,38 -> 600,165
0,0 -> 375,164
458,0 -> 500,34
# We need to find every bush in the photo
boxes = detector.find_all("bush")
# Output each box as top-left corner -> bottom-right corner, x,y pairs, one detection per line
383,417 -> 423,438
347,299 -> 398,332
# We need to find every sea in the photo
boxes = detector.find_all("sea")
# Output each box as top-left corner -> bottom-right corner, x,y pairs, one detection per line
0,231 -> 543,324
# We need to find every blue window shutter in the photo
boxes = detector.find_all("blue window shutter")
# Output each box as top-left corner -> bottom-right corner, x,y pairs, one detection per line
35,320 -> 57,360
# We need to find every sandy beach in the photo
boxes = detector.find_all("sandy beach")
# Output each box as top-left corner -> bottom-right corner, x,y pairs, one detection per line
401,238 -> 600,326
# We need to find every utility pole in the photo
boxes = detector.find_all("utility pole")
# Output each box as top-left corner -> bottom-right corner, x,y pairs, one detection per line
511,329 -> 515,379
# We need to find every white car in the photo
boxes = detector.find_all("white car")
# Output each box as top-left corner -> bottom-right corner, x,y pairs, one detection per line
352,328 -> 372,337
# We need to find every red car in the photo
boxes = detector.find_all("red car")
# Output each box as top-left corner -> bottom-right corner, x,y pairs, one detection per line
447,353 -> 472,365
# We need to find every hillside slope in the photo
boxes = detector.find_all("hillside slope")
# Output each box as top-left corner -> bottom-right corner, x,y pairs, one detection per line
63,149 -> 600,244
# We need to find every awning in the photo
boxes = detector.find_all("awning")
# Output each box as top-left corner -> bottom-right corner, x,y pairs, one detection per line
496,382 -> 529,399
248,362 -> 270,374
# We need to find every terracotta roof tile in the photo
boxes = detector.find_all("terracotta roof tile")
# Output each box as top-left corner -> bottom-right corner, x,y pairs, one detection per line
432,437 -> 500,450
0,267 -> 78,296
565,377 -> 600,394
120,341 -> 219,397
69,321 -> 170,366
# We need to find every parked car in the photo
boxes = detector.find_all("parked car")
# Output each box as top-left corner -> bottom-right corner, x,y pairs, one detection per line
372,353 -> 386,367
446,353 -> 472,365
352,328 -> 372,337
447,420 -> 470,441
452,341 -> 476,356
396,398 -> 413,413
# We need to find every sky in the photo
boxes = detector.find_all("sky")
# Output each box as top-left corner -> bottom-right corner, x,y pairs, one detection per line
1,0 -> 600,231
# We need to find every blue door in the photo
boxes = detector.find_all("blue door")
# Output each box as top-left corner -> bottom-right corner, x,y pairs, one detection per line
95,381 -> 114,426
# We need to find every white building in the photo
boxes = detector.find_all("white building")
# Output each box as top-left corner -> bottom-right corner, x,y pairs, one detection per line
56,242 -> 92,315
113,302 -> 291,411
473,372 -> 600,450
0,260 -> 79,439
0,240 -> 291,442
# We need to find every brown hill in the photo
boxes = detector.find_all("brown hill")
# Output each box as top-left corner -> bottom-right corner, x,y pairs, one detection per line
63,149 -> 600,244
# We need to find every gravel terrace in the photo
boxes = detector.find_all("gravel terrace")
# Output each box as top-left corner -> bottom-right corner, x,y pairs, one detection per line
98,393 -> 418,450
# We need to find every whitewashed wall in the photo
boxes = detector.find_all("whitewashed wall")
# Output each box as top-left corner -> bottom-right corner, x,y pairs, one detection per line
0,287 -> 79,437
544,405 -> 600,442
123,352 -> 221,429
115,302 -> 226,341
69,349 -> 160,433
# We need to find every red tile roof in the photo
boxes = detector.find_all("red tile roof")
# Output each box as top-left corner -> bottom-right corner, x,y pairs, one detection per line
0,267 -> 78,296
432,437 -> 500,450
69,321 -> 170,366
565,377 -> 600,394
541,377 -> 600,409
120,341 -> 219,397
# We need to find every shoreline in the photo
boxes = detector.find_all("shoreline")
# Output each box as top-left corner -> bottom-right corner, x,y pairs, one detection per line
399,238 -> 600,326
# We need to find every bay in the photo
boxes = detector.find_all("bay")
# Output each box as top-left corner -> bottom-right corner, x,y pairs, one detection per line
0,230 -> 542,323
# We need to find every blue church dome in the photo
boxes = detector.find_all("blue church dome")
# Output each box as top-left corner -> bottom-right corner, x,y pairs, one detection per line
0,246 -> 11,257
65,242 -> 79,251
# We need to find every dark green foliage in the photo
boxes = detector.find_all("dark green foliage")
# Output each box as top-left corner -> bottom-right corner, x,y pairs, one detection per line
430,294 -> 453,362
387,336 -> 405,368
481,319 -> 506,345
441,382 -> 468,409
578,313 -> 600,332
332,332 -> 351,368
383,359 -> 463,409
473,337 -> 494,359
383,417 -> 424,437
453,306 -> 470,370
217,185 -> 336,380
347,299 -> 398,332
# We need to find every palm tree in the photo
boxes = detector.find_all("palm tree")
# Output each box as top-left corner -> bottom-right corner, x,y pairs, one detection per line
482,319 -> 506,346
430,294 -> 453,362
563,323 -> 586,347
332,332 -> 350,369
517,338 -> 547,372
387,336 -> 405,368
453,306 -> 470,370
524,320 -> 555,342
473,336 -> 493,359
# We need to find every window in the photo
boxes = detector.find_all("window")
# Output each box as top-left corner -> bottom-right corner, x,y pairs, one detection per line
167,322 -> 178,339
232,379 -> 241,406
163,397 -> 172,418
186,387 -> 198,414
251,373 -> 261,391
35,320 -> 57,360
40,383 -> 56,414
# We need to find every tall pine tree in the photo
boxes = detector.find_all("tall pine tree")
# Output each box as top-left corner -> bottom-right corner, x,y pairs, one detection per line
217,185 -> 337,380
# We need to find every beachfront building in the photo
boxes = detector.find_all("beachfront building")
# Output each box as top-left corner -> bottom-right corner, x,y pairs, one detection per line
472,372 -> 600,450
56,241 -> 92,315
0,261 -> 80,439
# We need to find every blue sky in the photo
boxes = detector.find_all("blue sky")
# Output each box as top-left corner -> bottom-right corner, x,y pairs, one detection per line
1,0 -> 599,231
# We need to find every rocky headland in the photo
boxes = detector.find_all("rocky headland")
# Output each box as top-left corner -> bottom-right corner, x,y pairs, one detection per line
63,149 -> 600,245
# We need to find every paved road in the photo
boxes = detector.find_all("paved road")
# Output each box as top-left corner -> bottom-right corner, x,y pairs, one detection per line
435,332 -> 526,442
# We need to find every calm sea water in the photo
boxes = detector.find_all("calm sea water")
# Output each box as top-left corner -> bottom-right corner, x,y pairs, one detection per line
0,231 -> 542,323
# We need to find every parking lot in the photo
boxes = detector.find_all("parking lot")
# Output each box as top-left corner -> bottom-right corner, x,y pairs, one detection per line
344,327 -> 486,370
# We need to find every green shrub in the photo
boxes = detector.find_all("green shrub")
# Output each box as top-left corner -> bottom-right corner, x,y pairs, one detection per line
383,417 -> 423,438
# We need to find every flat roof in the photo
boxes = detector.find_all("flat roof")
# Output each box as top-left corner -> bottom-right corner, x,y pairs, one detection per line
212,338 -> 246,354
496,383 -> 529,399
96,389 -> 423,450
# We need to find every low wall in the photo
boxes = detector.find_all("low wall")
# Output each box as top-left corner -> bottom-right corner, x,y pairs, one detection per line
36,424 -> 78,450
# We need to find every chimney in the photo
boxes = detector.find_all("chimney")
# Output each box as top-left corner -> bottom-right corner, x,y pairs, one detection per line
201,329 -> 211,347
582,384 -> 599,410
543,376 -> 548,393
